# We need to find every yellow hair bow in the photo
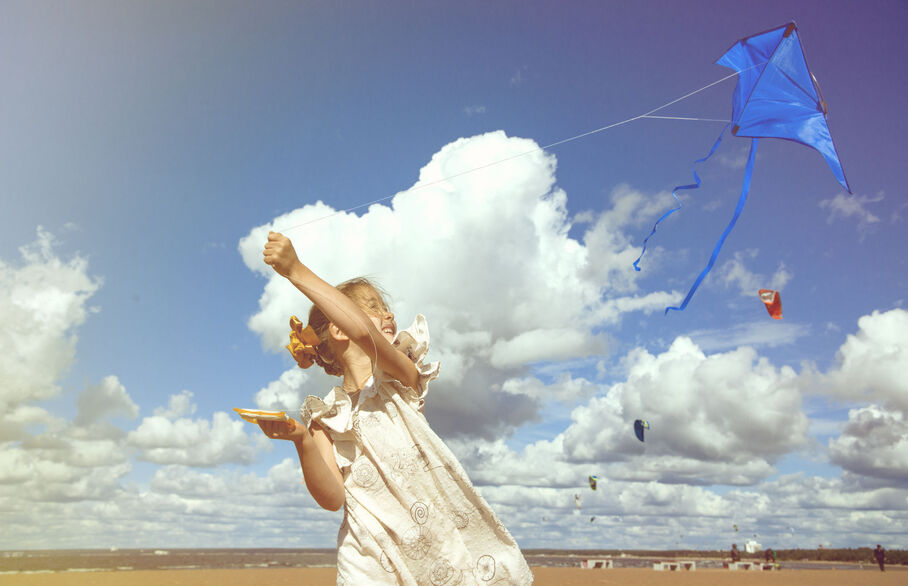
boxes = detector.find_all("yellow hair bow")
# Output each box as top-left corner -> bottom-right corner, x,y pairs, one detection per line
286,315 -> 321,369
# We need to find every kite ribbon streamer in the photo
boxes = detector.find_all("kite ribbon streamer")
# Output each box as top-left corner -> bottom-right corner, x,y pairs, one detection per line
633,123 -> 731,271
665,137 -> 759,314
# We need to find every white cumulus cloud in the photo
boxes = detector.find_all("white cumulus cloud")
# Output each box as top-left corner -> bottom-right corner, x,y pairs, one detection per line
0,227 -> 101,414
74,375 -> 138,427
238,132 -> 676,440
828,406 -> 908,485
129,393 -> 266,467
819,192 -> 884,238
818,308 -> 908,414
560,337 -> 807,484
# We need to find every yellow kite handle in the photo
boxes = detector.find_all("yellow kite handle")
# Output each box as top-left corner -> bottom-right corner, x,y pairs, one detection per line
232,408 -> 291,424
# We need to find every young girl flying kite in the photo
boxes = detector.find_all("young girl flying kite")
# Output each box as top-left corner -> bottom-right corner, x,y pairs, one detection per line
259,231 -> 533,585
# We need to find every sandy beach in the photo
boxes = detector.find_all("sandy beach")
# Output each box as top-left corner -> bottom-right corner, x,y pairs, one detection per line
4,566 -> 904,585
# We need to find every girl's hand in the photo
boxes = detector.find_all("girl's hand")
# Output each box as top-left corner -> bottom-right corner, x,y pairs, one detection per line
263,231 -> 301,278
258,418 -> 303,441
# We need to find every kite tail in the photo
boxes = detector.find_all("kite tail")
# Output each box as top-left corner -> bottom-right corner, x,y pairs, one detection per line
665,137 -> 759,314
633,123 -> 730,272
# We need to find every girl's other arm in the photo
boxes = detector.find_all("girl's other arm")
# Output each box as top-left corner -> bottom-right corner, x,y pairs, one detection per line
296,424 -> 345,511
263,232 -> 419,389
258,419 -> 345,511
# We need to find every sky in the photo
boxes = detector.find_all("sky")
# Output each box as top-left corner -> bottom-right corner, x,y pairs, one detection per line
2,0 -> 907,551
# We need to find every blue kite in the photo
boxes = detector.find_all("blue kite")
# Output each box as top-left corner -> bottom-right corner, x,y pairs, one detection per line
634,22 -> 851,313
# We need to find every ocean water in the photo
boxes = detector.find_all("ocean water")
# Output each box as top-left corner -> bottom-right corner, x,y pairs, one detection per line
0,549 -> 879,575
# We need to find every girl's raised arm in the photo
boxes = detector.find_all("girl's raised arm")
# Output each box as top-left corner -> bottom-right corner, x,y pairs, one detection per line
263,232 -> 419,390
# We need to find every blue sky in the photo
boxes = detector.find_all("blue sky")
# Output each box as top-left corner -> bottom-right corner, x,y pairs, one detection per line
2,0 -> 907,551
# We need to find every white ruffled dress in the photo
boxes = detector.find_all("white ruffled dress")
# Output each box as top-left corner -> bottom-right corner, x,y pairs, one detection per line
300,315 -> 533,586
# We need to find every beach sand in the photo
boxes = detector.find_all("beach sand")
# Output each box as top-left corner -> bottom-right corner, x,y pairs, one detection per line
3,567 -> 904,585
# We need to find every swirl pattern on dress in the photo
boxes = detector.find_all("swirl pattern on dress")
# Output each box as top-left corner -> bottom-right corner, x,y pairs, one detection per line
401,525 -> 433,560
351,412 -> 362,439
375,534 -> 396,574
429,557 -> 462,585
410,501 -> 430,525
351,457 -> 378,488
449,508 -> 471,530
474,554 -> 496,581
389,447 -> 419,477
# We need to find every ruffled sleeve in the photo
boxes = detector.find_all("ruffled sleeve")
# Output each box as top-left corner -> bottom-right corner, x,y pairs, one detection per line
299,388 -> 357,469
389,314 -> 440,410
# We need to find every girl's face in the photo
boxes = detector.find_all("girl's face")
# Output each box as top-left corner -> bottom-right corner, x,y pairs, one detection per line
357,288 -> 396,343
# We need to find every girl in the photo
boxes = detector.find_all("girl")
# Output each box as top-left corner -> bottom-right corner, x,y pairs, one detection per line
259,231 -> 533,585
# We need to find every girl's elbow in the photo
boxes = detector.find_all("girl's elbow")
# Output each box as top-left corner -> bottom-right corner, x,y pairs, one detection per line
313,481 -> 345,511
318,493 -> 345,511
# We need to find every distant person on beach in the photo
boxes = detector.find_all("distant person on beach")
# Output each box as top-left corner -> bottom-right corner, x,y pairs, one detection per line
874,544 -> 885,572
764,547 -> 776,563
730,543 -> 741,562
257,232 -> 533,585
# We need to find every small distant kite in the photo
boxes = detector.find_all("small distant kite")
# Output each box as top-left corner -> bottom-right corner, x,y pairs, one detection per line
574,494 -> 582,510
634,22 -> 851,313
588,475 -> 599,490
758,289 -> 782,319
590,516 -> 596,523
734,524 -> 739,532
634,419 -> 650,442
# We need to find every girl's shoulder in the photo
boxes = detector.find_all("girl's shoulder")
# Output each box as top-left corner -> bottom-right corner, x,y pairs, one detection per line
386,314 -> 440,409
300,387 -> 354,434
392,314 -> 431,363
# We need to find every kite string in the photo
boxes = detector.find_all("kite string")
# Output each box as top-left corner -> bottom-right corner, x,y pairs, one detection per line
277,68 -> 750,236
640,115 -> 730,122
542,68 -> 742,150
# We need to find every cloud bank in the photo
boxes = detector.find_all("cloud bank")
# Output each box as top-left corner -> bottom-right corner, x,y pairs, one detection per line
3,135 -> 907,550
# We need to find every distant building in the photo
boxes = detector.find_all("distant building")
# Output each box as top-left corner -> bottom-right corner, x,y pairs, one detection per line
744,539 -> 762,554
